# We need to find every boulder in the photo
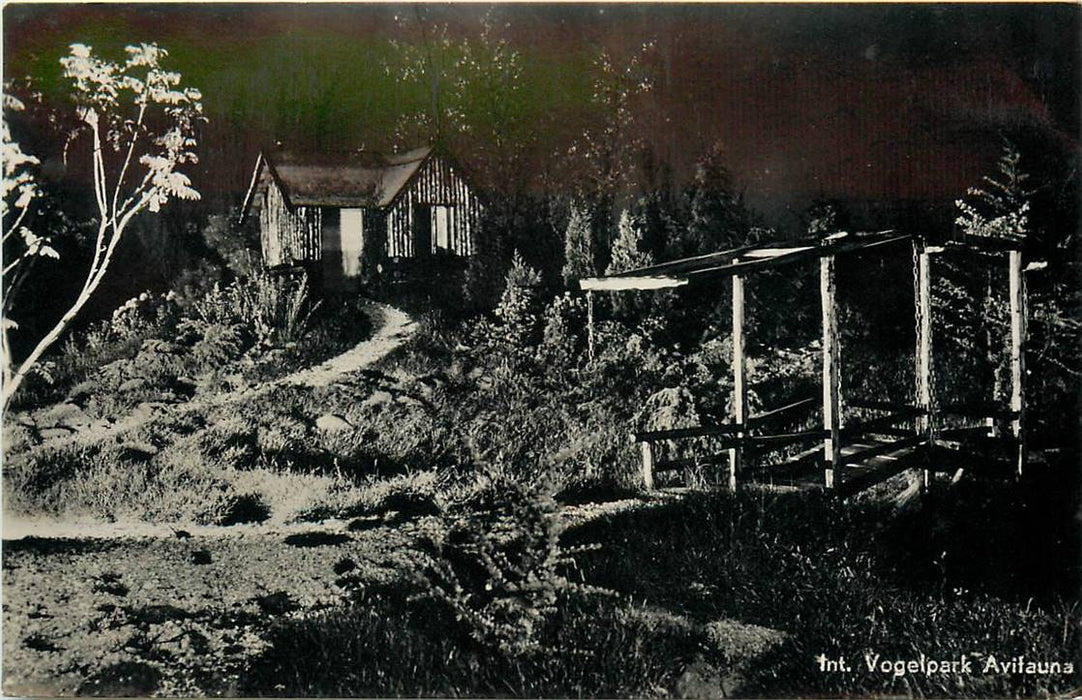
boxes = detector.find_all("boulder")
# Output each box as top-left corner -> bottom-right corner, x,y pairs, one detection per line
702,619 -> 788,662
118,377 -> 149,393
315,413 -> 353,433
364,390 -> 394,407
38,426 -> 75,441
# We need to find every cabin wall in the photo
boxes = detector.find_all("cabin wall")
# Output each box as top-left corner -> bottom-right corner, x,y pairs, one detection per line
385,157 -> 483,258
260,180 -> 322,267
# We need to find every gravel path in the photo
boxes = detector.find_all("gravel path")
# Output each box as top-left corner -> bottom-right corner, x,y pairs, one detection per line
2,519 -> 427,696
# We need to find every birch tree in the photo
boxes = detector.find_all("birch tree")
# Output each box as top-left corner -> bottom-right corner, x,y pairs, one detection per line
1,43 -> 203,411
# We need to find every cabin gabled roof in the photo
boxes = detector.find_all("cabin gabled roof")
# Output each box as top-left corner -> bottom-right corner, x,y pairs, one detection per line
241,146 -> 433,220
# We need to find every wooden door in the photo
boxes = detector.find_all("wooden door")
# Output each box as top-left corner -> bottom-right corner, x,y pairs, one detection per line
412,205 -> 431,258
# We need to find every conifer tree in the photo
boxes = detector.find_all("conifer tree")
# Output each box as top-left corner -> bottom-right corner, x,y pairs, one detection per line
561,203 -> 595,288
606,209 -> 654,275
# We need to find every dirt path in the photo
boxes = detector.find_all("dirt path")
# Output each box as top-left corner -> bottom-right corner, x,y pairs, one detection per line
1,518 -> 426,696
5,301 -> 416,454
276,303 -> 414,389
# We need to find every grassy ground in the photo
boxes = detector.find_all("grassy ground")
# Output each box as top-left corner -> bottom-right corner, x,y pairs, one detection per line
4,304 -> 1079,697
4,470 -> 1078,697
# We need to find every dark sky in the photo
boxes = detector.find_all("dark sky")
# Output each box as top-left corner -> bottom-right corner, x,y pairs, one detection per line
4,2 -> 1080,229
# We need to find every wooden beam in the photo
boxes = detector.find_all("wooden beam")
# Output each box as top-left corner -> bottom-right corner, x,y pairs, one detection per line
1008,249 -> 1027,479
605,244 -> 759,278
748,396 -> 817,427
641,441 -> 656,491
586,290 -> 595,361
633,424 -> 743,442
729,273 -> 747,492
820,254 -> 841,488
579,275 -> 690,291
580,232 -> 909,292
841,433 -> 928,468
835,447 -> 931,499
914,241 -> 933,489
848,400 -> 927,415
740,246 -> 815,259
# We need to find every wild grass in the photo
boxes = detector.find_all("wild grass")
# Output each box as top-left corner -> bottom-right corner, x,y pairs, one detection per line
241,479 -> 1079,698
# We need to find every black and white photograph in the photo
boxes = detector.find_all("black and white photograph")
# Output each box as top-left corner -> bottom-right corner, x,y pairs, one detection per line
2,2 -> 1080,697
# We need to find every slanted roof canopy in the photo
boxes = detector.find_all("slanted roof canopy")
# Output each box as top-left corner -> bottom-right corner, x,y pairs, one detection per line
579,231 -> 909,292
241,146 -> 433,219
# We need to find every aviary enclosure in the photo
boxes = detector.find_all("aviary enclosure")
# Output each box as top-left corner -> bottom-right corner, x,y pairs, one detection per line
2,3 -> 1079,698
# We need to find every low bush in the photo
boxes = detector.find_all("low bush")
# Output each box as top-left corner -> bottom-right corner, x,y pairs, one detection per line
410,476 -> 603,657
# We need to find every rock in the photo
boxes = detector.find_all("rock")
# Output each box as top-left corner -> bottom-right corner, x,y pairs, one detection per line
364,390 -> 394,407
38,427 -> 75,441
141,339 -> 179,354
253,591 -> 297,616
315,413 -> 353,433
693,619 -> 790,696
40,401 -> 91,427
675,659 -> 727,699
118,443 -> 159,462
703,619 -> 789,662
58,403 -> 94,429
347,516 -> 382,532
124,403 -> 155,424
118,377 -> 149,393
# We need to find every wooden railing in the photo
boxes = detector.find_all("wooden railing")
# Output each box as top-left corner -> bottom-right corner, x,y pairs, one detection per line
633,397 -> 819,490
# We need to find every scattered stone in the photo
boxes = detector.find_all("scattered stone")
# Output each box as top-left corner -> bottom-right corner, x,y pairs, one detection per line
118,377 -> 149,393
191,550 -> 212,566
364,390 -> 394,407
315,413 -> 353,433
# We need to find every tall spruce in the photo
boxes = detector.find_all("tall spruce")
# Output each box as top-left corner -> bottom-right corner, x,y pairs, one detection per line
561,203 -> 595,288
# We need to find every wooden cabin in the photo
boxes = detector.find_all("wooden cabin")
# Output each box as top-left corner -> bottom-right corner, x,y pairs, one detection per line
240,146 -> 483,292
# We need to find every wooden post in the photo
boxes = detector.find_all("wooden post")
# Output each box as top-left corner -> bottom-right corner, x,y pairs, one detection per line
915,244 -> 933,489
820,255 -> 841,489
1008,250 -> 1027,479
729,274 -> 747,492
640,440 -> 656,491
586,290 -> 595,361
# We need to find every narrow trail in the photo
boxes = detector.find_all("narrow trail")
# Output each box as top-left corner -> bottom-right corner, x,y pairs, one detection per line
276,303 -> 414,389
5,301 -> 415,451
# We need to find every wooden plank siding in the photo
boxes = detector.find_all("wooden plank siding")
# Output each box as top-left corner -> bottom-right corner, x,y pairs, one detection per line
384,156 -> 482,258
260,180 -> 322,267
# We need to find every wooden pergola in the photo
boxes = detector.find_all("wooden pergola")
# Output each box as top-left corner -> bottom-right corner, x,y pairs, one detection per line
579,231 -> 1030,496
